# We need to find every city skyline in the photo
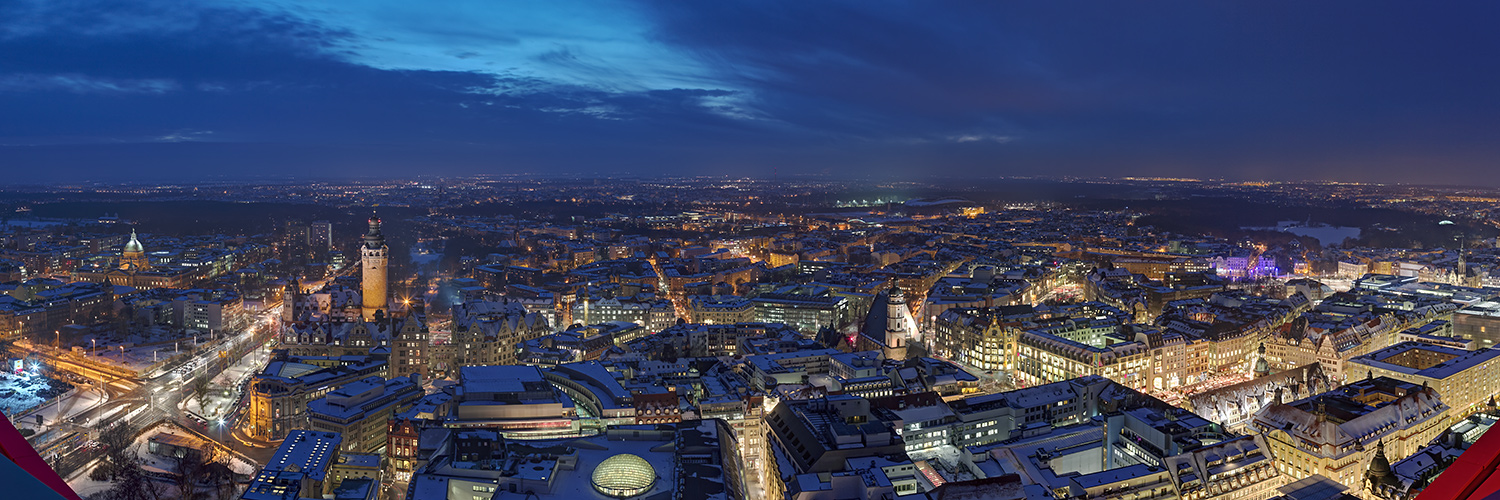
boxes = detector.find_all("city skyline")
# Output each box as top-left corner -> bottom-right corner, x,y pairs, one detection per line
7,2 -> 1500,500
4,177 -> 1500,500
3,1 -> 1499,184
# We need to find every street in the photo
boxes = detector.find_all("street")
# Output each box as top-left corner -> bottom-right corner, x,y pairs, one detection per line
38,305 -> 285,480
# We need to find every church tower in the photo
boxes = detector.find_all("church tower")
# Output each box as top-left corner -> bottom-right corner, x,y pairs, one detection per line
361,216 -> 389,321
886,286 -> 909,348
120,230 -> 148,271
883,286 -> 917,360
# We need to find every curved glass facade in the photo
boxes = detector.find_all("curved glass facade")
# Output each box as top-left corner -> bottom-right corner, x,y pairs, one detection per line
591,453 -> 656,498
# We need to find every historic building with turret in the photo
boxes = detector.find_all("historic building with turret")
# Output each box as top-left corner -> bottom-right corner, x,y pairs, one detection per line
1251,375 -> 1449,496
361,216 -> 389,321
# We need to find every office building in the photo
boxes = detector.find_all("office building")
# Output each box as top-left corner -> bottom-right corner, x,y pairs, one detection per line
308,375 -> 425,454
248,354 -> 388,440
1251,376 -> 1448,493
242,430 -> 343,500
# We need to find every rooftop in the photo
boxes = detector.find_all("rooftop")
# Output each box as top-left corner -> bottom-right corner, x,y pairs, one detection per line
266,430 -> 342,480
1351,341 -> 1500,379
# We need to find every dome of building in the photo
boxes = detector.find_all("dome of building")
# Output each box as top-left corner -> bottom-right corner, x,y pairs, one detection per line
591,454 -> 657,498
1366,440 -> 1401,494
123,230 -> 144,253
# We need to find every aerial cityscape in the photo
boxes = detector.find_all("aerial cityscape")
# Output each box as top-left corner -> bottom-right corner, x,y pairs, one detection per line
3,2 -> 1500,500
2,176 -> 1499,500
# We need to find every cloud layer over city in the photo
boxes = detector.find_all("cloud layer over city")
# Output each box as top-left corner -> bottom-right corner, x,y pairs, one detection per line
2,0 -> 1497,183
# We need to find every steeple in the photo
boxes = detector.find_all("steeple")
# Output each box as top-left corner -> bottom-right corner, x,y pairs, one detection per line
1366,440 -> 1399,496
1253,343 -> 1270,378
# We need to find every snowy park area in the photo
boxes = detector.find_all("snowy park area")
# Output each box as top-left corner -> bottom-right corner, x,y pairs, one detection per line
0,369 -> 76,421
68,422 -> 258,498
90,339 -> 198,375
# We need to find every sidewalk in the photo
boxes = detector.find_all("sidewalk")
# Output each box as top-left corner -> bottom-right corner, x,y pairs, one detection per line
180,343 -> 266,422
15,386 -> 107,434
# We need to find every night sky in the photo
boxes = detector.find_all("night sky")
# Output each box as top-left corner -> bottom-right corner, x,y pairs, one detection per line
1,1 -> 1497,184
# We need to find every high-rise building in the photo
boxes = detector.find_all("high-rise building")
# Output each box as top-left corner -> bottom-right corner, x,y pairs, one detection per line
284,220 -> 309,247
361,216 -> 388,321
309,220 -> 333,251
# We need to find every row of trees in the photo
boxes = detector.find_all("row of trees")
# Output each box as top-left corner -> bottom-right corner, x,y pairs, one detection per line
85,424 -> 240,500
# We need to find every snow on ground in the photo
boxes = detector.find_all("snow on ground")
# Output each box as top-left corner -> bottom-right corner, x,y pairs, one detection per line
183,346 -> 264,421
68,423 -> 257,499
132,423 -> 257,474
92,343 -> 185,373
184,386 -> 236,421
909,444 -> 963,470
16,386 -> 106,432
67,467 -> 114,498
0,371 -> 78,422
94,404 -> 127,424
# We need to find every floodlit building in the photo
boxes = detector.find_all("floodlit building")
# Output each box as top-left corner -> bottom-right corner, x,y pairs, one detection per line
1250,376 -> 1448,493
361,216 -> 388,321
248,354 -> 388,441
687,294 -> 755,325
1348,342 -> 1500,422
308,375 -> 425,454
445,365 -> 579,438
750,285 -> 849,335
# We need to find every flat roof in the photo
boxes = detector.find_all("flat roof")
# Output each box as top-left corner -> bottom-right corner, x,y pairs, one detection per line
266,430 -> 342,480
460,365 -> 546,393
1072,463 -> 1159,489
1351,341 -> 1500,379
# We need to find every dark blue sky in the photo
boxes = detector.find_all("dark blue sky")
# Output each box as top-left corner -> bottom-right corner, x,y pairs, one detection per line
2,1 -> 1497,184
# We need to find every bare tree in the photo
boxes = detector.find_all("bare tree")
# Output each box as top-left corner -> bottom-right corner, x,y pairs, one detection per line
192,378 -> 211,415
93,450 -> 170,500
95,424 -> 135,480
175,450 -> 206,500
203,456 -> 240,500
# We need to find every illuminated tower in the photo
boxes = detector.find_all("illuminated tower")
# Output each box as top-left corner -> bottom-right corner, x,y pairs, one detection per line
885,287 -> 908,348
361,216 -> 389,320
883,286 -> 918,360
120,230 -> 148,271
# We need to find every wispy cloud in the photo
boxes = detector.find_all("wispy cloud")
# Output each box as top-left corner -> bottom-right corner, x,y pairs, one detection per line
0,74 -> 179,94
155,130 -> 214,142
947,134 -> 1012,144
